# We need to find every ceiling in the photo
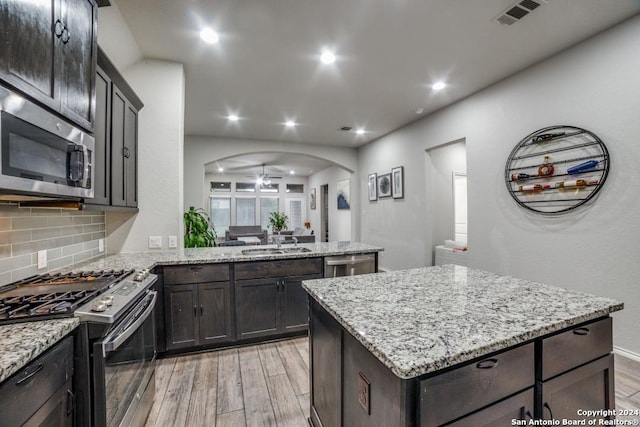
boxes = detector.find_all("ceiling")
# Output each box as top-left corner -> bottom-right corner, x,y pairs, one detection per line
117,0 -> 640,148
204,153 -> 336,176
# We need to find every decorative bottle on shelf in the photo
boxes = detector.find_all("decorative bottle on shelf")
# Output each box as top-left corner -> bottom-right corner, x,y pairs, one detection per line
567,160 -> 598,174
538,156 -> 554,177
519,184 -> 543,193
511,173 -> 531,181
555,179 -> 587,189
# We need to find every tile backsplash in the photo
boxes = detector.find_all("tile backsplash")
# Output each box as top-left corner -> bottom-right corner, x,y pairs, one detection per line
0,204 -> 105,286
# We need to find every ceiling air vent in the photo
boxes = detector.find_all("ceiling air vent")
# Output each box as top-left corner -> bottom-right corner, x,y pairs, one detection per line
495,0 -> 547,26
339,126 -> 353,132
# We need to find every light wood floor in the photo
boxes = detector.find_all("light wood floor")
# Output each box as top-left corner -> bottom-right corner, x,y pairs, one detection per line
145,338 -> 640,427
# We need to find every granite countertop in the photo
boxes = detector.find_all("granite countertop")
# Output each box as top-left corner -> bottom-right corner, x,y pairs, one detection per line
302,264 -> 623,379
0,318 -> 79,383
66,241 -> 383,273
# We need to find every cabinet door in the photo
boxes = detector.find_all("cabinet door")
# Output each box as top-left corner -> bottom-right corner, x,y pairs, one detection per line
199,282 -> 234,345
0,0 -> 61,106
124,103 -> 138,207
59,0 -> 97,130
110,87 -> 127,207
282,274 -> 321,332
235,278 -> 280,340
91,66 -> 111,205
165,284 -> 199,350
24,379 -> 74,427
542,354 -> 614,422
445,388 -> 533,427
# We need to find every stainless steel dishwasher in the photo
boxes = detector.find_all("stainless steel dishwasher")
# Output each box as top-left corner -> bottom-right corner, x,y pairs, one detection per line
324,253 -> 377,277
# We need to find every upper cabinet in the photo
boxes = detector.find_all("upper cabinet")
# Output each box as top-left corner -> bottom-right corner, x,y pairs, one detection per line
0,0 -> 97,131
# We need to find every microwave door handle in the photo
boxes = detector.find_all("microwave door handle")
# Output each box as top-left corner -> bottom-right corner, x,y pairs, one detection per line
101,291 -> 157,357
80,144 -> 90,188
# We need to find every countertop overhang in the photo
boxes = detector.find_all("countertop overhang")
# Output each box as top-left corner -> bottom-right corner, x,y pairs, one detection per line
302,264 -> 624,379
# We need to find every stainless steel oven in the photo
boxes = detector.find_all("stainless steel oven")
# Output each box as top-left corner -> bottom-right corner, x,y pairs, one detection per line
0,85 -> 94,200
75,272 -> 159,427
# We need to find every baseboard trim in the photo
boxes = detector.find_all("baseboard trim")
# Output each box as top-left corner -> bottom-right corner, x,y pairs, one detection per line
613,346 -> 640,363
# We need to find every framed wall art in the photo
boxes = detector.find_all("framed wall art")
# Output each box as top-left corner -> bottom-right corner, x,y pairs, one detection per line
377,173 -> 392,198
368,173 -> 377,201
310,187 -> 316,210
337,179 -> 351,210
392,166 -> 404,199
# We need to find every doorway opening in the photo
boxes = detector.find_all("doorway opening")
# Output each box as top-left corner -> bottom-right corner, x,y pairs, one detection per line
320,184 -> 329,242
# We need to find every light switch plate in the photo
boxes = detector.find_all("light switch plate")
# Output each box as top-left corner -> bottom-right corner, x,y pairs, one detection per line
37,250 -> 47,269
168,236 -> 178,248
148,236 -> 162,249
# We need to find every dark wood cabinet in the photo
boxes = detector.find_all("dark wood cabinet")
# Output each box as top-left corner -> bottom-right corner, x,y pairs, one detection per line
163,264 -> 234,351
0,0 -> 97,131
235,259 -> 322,340
85,49 -> 142,210
446,389 -> 533,427
0,336 -> 74,427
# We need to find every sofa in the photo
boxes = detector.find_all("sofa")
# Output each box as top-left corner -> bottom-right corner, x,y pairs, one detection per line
280,227 -> 315,244
224,226 -> 268,245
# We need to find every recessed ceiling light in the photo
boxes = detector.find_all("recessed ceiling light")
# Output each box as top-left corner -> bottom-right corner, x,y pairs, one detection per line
200,28 -> 219,44
284,120 -> 296,128
227,114 -> 239,122
289,170 -> 295,175
218,167 -> 224,172
320,49 -> 336,64
415,107 -> 424,114
355,129 -> 365,135
432,81 -> 447,91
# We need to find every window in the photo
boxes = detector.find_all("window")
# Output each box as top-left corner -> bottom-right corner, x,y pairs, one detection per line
210,196 -> 231,235
210,181 -> 231,192
286,184 -> 304,193
236,197 -> 256,226
260,183 -> 279,193
285,198 -> 304,229
236,182 -> 256,192
260,197 -> 279,229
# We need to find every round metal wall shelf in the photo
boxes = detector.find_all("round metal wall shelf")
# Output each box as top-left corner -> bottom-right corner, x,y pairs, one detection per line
504,125 -> 610,214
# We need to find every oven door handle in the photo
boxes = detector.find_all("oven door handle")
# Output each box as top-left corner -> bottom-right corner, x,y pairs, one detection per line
101,291 -> 157,357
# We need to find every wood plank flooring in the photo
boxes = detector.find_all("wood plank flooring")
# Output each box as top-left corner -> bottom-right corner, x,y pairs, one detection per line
146,338 -> 640,427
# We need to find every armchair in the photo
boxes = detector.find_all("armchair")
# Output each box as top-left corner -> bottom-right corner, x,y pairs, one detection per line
224,226 -> 268,245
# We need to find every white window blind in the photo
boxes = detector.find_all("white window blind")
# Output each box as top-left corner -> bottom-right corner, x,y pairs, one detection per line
236,197 -> 256,226
285,198 -> 304,229
210,196 -> 231,235
260,197 -> 279,229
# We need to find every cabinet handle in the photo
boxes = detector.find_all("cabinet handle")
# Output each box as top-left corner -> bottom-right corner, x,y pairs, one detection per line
200,304 -> 203,315
61,27 -> 70,44
15,363 -> 44,385
525,410 -> 534,420
54,19 -> 64,38
194,305 -> 197,317
476,358 -> 499,369
573,327 -> 590,336
190,266 -> 203,271
543,402 -> 554,420
66,389 -> 74,416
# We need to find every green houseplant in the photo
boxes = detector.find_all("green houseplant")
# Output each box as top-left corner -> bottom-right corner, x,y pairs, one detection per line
268,211 -> 288,232
184,206 -> 217,248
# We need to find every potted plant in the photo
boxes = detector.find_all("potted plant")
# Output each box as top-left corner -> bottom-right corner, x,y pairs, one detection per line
184,206 -> 217,248
268,211 -> 288,233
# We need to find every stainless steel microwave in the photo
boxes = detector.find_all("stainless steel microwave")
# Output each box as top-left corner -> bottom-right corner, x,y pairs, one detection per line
0,85 -> 94,200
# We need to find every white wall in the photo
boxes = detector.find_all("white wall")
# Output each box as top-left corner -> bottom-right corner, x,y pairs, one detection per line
184,136 -> 358,211
359,15 -> 640,354
427,139 -> 467,253
308,167 -> 353,242
96,0 -> 142,70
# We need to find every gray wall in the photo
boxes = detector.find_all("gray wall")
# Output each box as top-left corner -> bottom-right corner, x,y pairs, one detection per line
0,205 -> 105,285
359,15 -> 640,354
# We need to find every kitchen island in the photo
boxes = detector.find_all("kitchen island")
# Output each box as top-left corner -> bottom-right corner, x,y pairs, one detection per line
302,265 -> 623,426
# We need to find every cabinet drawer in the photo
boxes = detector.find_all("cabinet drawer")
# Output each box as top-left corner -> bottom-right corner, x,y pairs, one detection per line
234,258 -> 323,280
542,317 -> 612,380
445,388 -> 534,427
164,264 -> 230,284
420,342 -> 534,427
0,336 -> 73,427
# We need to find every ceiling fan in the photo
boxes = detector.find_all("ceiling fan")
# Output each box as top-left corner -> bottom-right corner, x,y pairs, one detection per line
247,164 -> 282,186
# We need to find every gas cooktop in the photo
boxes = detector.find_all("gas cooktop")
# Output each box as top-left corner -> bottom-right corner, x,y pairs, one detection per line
0,269 -> 134,324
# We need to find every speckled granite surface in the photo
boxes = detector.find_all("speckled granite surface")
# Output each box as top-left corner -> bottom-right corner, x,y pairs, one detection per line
64,241 -> 382,273
302,265 -> 623,379
0,318 -> 79,383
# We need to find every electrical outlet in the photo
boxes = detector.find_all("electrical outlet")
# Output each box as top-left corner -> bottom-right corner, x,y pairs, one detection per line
98,238 -> 104,253
37,250 -> 47,269
168,236 -> 178,249
148,236 -> 162,249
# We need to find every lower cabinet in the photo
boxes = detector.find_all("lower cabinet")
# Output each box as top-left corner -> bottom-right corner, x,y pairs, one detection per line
541,355 -> 614,422
164,282 -> 233,351
445,388 -> 533,427
0,336 -> 74,427
235,274 -> 319,340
